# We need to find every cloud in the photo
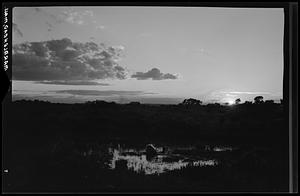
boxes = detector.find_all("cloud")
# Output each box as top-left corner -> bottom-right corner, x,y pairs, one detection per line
15,8 -> 101,34
131,68 -> 178,80
33,8 -> 99,32
29,7 -> 108,33
12,91 -> 177,104
61,9 -> 94,25
54,90 -> 154,97
12,94 -> 84,104
178,47 -> 211,57
96,25 -> 105,30
12,23 -> 23,37
36,80 -> 110,86
227,91 -> 271,95
45,21 -> 54,31
12,38 -> 127,81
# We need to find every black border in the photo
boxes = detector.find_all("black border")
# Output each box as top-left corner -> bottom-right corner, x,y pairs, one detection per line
1,1 -> 298,193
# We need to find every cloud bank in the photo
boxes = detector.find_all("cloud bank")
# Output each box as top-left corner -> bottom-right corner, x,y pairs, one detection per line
131,68 -> 178,80
12,38 -> 127,81
36,80 -> 110,86
54,90 -> 154,97
227,91 -> 271,95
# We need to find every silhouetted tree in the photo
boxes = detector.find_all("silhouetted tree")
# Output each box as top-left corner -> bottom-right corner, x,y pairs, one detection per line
254,96 -> 264,104
244,101 -> 253,105
181,98 -> 202,105
235,98 -> 241,105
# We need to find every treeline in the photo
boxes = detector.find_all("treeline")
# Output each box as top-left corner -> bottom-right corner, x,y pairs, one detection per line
179,96 -> 282,106
12,95 -> 282,106
4,96 -> 286,145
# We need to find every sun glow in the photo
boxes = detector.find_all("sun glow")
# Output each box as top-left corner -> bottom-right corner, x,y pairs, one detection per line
228,100 -> 235,105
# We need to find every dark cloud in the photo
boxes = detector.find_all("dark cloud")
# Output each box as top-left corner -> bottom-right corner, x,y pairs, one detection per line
131,68 -> 178,80
12,92 -> 178,104
162,73 -> 178,80
12,94 -> 84,104
13,23 -> 23,37
30,42 -> 49,57
12,38 -> 127,81
54,90 -> 153,96
36,80 -> 110,86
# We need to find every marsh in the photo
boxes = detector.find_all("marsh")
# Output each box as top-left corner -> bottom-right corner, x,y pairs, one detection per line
2,100 -> 289,192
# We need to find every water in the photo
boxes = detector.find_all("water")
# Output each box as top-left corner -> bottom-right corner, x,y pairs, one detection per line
64,142 -> 235,175
107,145 -> 220,175
213,146 -> 233,152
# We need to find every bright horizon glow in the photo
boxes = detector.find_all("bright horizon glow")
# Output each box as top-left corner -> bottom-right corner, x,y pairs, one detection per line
228,100 -> 235,105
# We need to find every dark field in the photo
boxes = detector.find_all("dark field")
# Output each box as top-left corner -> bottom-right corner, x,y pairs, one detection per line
2,100 -> 289,192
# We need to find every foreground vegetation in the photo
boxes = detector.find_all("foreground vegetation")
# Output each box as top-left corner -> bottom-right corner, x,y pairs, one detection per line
2,100 -> 289,192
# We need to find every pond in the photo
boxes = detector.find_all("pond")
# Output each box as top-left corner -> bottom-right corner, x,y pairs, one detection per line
105,144 -> 233,175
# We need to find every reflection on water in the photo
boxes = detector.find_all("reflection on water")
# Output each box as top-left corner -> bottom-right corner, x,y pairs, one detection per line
108,147 -> 218,175
213,146 -> 233,152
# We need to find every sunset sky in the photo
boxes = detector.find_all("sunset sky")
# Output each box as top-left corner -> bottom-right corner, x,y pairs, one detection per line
12,6 -> 284,104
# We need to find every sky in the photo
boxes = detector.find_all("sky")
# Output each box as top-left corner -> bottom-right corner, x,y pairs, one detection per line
12,6 -> 284,104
